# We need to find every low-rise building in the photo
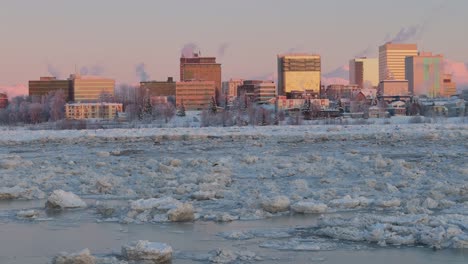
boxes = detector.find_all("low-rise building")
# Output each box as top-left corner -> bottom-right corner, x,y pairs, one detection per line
175,81 -> 216,110
65,103 -> 123,120
254,82 -> 276,103
441,74 -> 457,98
140,77 -> 176,97
29,77 -> 73,101
222,79 -> 243,98
0,93 -> 8,109
378,80 -> 409,96
273,96 -> 329,111
324,84 -> 360,100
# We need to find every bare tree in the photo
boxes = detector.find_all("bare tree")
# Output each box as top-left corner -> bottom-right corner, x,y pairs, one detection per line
49,90 -> 66,121
28,103 -> 43,124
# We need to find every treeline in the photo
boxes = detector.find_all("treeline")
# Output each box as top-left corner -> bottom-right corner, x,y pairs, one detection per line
0,90 -> 66,125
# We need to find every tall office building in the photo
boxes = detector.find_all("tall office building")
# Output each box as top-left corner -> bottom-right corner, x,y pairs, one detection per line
379,43 -> 418,82
29,77 -> 73,101
180,54 -> 221,100
349,57 -> 379,88
405,52 -> 444,97
277,54 -> 321,96
70,75 -> 115,102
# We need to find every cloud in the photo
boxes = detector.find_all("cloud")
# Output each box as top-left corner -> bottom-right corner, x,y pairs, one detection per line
135,63 -> 150,82
0,84 -> 28,98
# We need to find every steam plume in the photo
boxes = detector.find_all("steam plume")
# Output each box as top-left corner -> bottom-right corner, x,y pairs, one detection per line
80,65 -> 104,76
181,43 -> 199,58
217,42 -> 229,58
47,64 -> 61,79
135,63 -> 150,82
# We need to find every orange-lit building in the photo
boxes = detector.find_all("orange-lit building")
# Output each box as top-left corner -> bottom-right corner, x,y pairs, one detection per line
378,80 -> 409,96
180,54 -> 221,100
441,74 -> 457,98
29,77 -> 73,101
140,77 -> 176,97
0,93 -> 8,109
175,81 -> 216,110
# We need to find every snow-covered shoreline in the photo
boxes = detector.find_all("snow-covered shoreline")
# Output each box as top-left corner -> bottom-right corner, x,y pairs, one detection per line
0,121 -> 466,144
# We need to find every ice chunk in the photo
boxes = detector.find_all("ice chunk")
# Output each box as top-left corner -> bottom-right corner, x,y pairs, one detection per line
191,191 -> 216,201
16,210 -> 39,219
130,197 -> 181,212
53,248 -> 95,264
167,203 -> 195,222
291,201 -> 328,214
329,195 -> 361,209
0,186 -> 24,200
46,190 -> 87,209
121,240 -> 172,263
261,196 -> 290,213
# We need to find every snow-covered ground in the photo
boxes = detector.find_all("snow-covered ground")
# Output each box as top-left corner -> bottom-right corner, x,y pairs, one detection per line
0,122 -> 467,262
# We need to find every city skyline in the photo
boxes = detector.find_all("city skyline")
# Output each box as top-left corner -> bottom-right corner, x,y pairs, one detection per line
1,0 -> 468,97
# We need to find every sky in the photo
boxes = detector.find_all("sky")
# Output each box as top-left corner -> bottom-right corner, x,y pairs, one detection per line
1,0 -> 468,96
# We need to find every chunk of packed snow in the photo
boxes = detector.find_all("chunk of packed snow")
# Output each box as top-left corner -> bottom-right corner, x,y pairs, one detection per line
167,203 -> 195,222
130,197 -> 181,212
121,240 -> 172,263
46,190 -> 87,209
261,196 -> 290,213
291,201 -> 328,214
52,248 -> 95,264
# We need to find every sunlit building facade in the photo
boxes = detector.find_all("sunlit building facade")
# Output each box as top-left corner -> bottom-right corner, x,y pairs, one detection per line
277,54 -> 321,96
379,43 -> 418,82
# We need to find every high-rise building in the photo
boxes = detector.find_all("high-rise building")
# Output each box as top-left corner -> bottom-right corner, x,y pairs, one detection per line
277,54 -> 321,96
349,57 -> 379,88
29,77 -> 73,101
405,52 -> 444,97
70,75 -> 115,102
379,43 -> 418,82
175,81 -> 216,110
254,81 -> 276,103
140,77 -> 176,97
441,74 -> 457,98
180,54 -> 221,100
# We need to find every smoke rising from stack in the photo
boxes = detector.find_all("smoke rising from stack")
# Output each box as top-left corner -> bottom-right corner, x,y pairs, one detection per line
47,64 -> 61,79
135,63 -> 150,82
181,43 -> 199,58
389,25 -> 423,43
80,65 -> 104,76
217,42 -> 229,58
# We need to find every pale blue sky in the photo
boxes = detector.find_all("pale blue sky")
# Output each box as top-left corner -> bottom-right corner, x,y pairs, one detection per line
0,0 -> 466,86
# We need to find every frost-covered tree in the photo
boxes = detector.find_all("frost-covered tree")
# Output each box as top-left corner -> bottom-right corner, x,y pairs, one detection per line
176,100 -> 186,117
49,90 -> 66,121
209,96 -> 218,114
301,99 -> 312,120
